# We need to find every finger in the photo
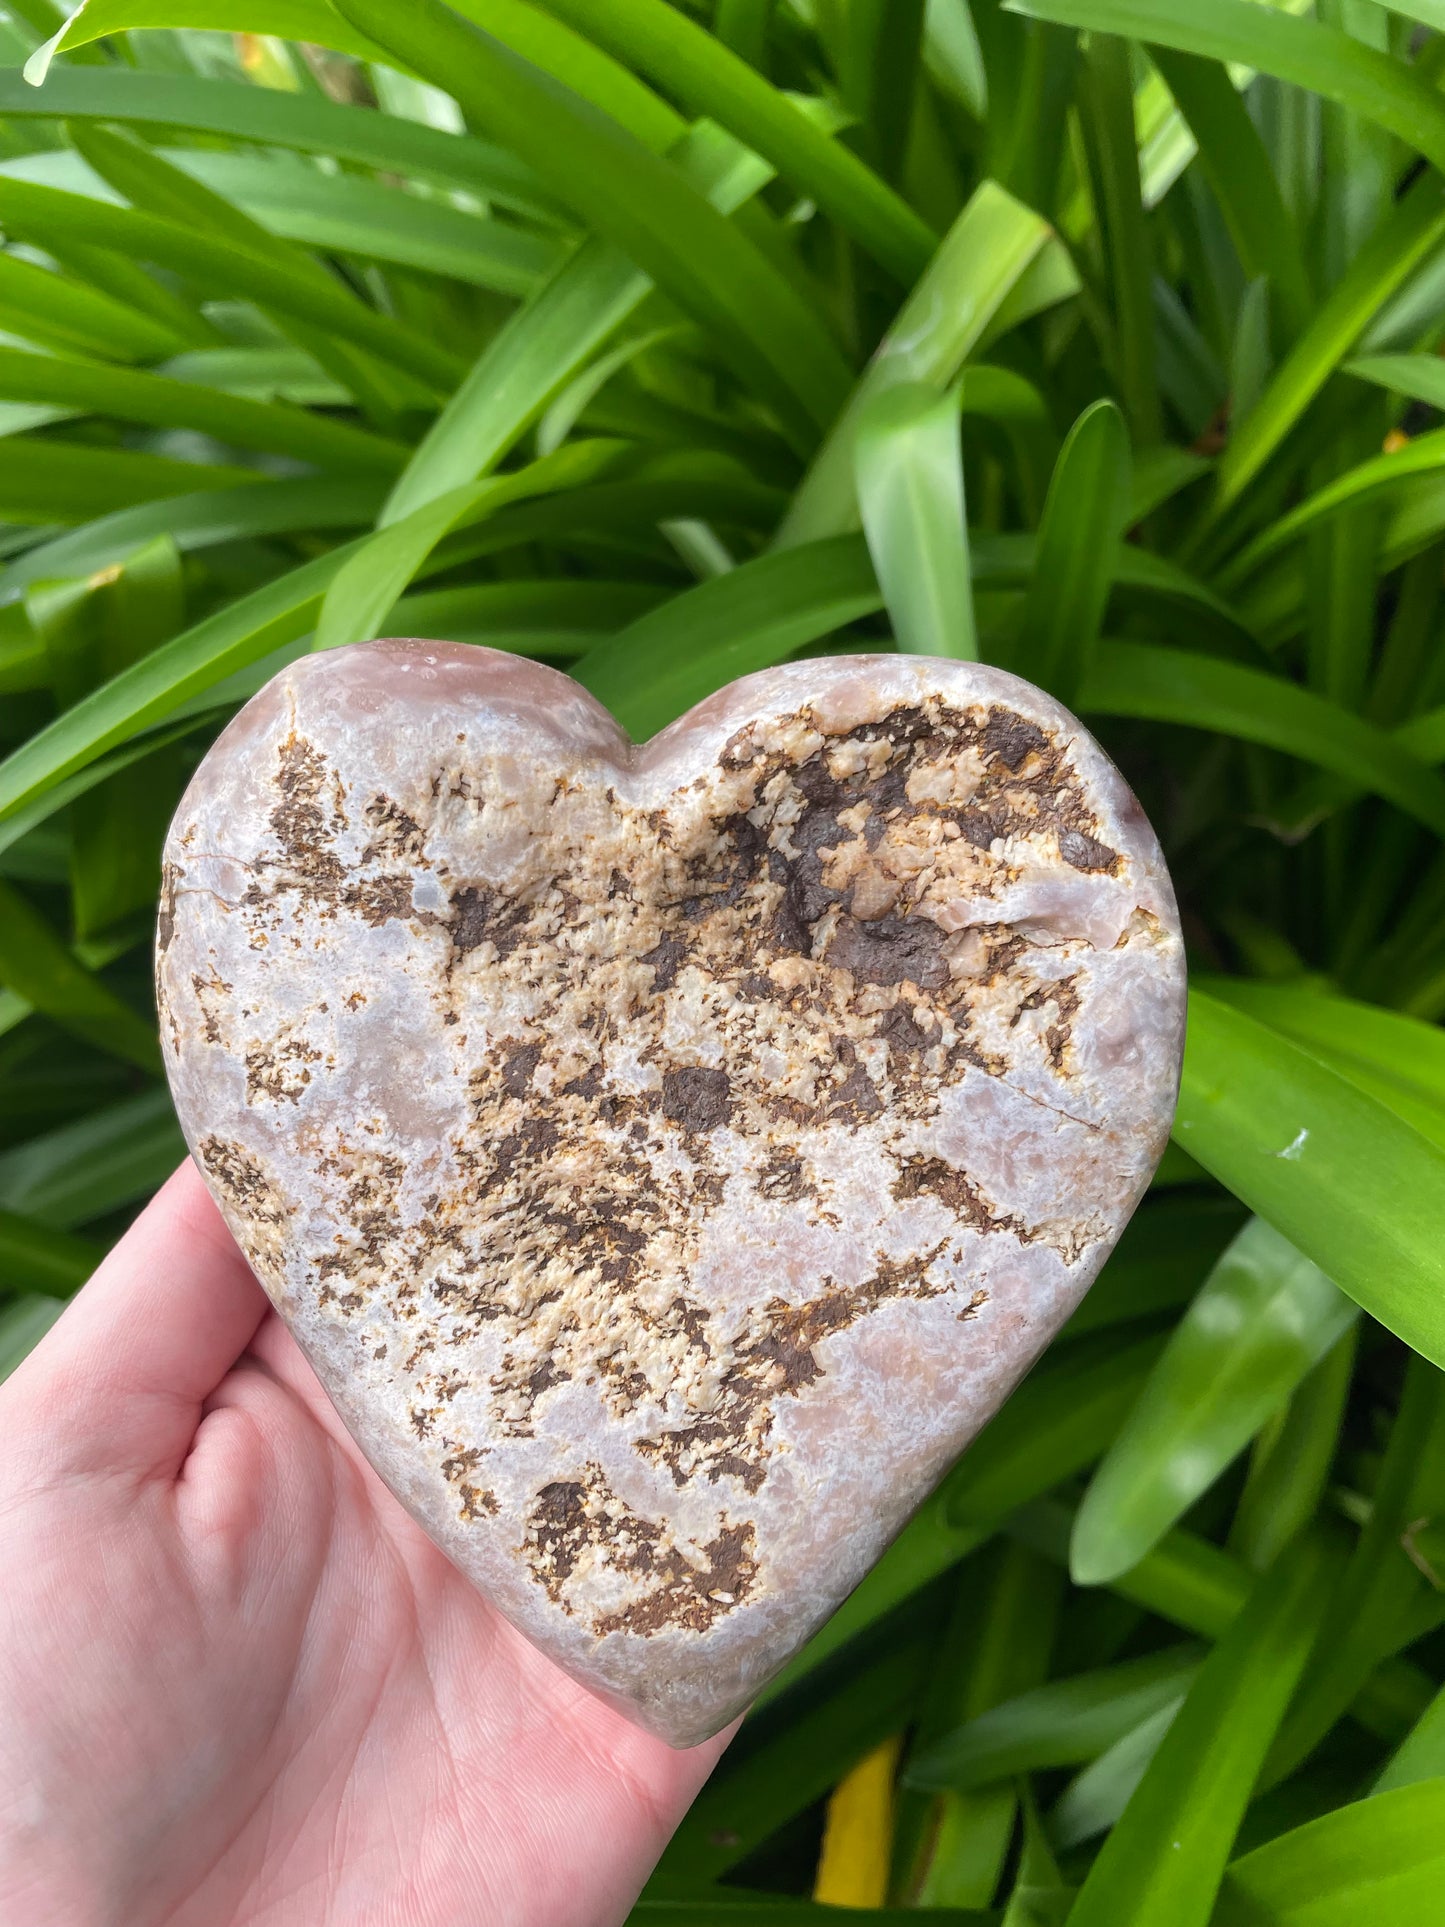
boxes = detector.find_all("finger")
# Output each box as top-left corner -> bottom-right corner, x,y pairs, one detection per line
9,1159 -> 269,1480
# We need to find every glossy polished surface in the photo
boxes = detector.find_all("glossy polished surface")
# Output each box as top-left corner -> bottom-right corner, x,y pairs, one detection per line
158,642 -> 1186,1746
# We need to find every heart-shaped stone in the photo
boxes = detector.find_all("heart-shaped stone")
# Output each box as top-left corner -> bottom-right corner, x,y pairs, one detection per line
158,642 -> 1185,1746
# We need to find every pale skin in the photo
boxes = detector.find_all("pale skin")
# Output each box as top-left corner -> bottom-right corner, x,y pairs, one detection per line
0,1163 -> 731,1926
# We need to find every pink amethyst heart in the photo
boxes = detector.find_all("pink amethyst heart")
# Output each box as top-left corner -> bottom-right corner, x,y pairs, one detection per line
157,643 -> 1186,1747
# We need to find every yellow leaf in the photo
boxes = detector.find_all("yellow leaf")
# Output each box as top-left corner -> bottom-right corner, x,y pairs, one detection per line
813,1734 -> 903,1909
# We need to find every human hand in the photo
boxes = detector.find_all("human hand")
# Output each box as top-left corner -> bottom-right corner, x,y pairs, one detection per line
0,1162 -> 730,1926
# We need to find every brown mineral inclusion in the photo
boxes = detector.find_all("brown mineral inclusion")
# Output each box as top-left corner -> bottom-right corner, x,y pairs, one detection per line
157,642 -> 1187,1747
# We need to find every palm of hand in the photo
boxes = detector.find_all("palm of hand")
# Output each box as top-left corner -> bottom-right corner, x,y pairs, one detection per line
0,1166 -> 727,1927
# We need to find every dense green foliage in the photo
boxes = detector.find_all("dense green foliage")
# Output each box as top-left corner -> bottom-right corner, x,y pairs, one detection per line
4,0 -> 1445,1918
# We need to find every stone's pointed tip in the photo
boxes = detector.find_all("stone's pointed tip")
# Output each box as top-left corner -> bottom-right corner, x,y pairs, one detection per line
157,645 -> 1185,1739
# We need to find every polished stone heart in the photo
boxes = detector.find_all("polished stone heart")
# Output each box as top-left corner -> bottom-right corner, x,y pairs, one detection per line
158,642 -> 1186,1746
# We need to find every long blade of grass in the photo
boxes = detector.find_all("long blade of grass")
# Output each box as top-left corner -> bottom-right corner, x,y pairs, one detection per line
0,248 -> 187,363
0,1089 -> 182,1230
0,176 -> 467,393
1175,989 -> 1445,1371
0,442 -> 258,526
382,119 -> 773,523
0,65 -> 563,213
1005,0 -> 1445,176
854,381 -> 976,660
527,0 -> 938,281
315,440 -> 629,655
1264,1353 -> 1445,1783
1062,1531 -> 1334,1927
1213,1782 -> 1445,1927
778,180 -> 1058,546
0,478 -> 382,601
1013,399 -> 1131,703
1070,1218 -> 1355,1585
908,1646 -> 1203,1793
331,0 -> 852,450
1078,34 -> 1160,446
0,541 -> 364,823
1083,640 -> 1445,835
1228,1323 -> 1357,1574
0,348 -> 405,475
1216,172 -> 1445,512
1227,426 -> 1445,583
576,536 -> 883,739
897,1543 -> 1061,1909
25,0 -> 392,70
0,879 -> 159,1071
1346,351 -> 1445,415
1149,46 -> 1311,341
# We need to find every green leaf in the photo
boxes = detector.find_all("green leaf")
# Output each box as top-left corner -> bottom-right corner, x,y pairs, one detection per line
24,0 -> 392,71
1376,1684 -> 1445,1796
778,180 -> 1057,546
0,878 -> 159,1071
331,0 -> 852,450
1174,989 -> 1445,1371
31,531 -> 187,939
0,440 -> 259,527
1077,34 -> 1160,446
1346,352 -> 1445,415
0,1088 -> 181,1230
148,150 -> 562,295
1002,1791 -> 1073,1927
907,1645 -> 1202,1793
0,542 -> 364,824
841,0 -> 927,186
854,381 -> 976,661
1213,172 -> 1445,511
1013,399 -> 1131,702
1228,1323 -> 1357,1574
61,120 -> 427,424
0,348 -> 406,474
1227,426 -> 1445,583
1081,642 -> 1445,837
0,176 -> 467,396
0,1289 -> 67,1374
1070,1218 -> 1356,1585
0,65 -> 562,214
315,441 -> 629,655
1062,1532 -> 1334,1927
1265,1354 -> 1445,1783
382,118 -> 773,523
1206,980 -> 1445,1154
0,715 -> 211,866
1004,0 -> 1445,177
1128,444 -> 1211,522
899,1543 -> 1061,1909
0,248 -> 187,362
1049,1700 -> 1183,1850
576,535 -> 883,739
0,478 -> 382,603
1149,46 -> 1311,341
1214,1781 -> 1445,1927
527,0 -> 937,281
388,578 -> 667,653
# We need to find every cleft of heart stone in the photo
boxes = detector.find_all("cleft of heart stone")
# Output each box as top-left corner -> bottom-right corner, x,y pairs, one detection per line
158,641 -> 1187,1747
